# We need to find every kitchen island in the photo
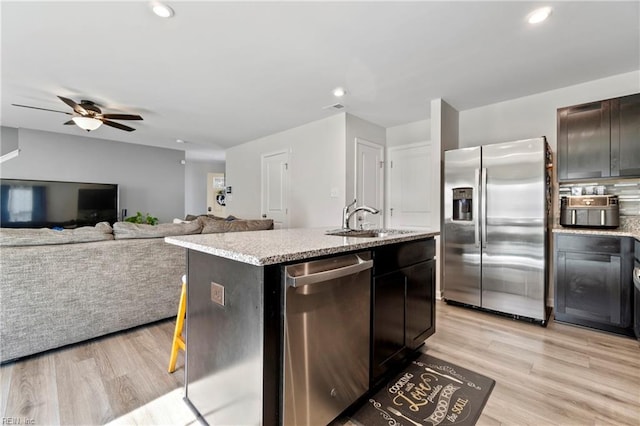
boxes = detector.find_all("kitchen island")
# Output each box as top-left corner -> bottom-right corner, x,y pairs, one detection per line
166,227 -> 439,426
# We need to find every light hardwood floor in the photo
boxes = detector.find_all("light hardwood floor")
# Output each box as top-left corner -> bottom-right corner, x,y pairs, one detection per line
1,301 -> 639,425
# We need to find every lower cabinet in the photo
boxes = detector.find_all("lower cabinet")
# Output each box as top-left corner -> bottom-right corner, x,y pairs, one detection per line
554,234 -> 634,336
371,239 -> 436,386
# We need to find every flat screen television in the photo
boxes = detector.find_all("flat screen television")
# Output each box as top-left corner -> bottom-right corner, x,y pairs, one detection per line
0,179 -> 119,228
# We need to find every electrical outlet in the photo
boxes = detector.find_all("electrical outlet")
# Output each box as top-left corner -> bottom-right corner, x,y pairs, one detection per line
211,282 -> 225,306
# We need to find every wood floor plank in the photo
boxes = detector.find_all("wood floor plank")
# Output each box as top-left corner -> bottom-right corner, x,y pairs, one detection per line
3,353 -> 60,424
0,361 -> 13,416
427,302 -> 640,426
55,352 -> 114,425
1,304 -> 639,425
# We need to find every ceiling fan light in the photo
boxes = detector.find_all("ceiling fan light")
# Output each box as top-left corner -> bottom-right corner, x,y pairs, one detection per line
72,116 -> 103,131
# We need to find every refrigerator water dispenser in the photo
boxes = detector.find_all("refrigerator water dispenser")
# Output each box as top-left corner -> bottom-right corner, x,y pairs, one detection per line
452,187 -> 473,221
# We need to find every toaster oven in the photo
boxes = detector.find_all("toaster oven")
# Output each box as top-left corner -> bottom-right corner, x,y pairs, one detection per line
560,195 -> 619,228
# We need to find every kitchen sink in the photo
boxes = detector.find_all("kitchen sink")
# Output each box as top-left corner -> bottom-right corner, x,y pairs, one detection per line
325,229 -> 413,238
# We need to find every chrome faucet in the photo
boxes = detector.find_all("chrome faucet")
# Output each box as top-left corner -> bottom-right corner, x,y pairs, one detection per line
342,199 -> 380,230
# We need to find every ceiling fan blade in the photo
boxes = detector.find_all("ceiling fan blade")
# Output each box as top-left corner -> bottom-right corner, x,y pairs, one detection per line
58,95 -> 88,115
63,120 -> 75,125
11,103 -> 72,115
101,119 -> 136,132
101,113 -> 143,121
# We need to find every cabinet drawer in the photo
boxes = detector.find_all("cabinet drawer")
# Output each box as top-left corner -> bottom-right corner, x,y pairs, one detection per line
556,234 -> 621,254
373,238 -> 435,276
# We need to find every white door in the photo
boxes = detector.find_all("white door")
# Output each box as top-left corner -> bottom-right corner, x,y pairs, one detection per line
261,150 -> 289,229
207,172 -> 226,217
388,142 -> 433,228
355,138 -> 383,229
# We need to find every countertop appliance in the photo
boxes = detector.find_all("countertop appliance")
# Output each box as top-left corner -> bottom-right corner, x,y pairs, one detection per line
283,251 -> 372,426
560,195 -> 619,228
443,137 -> 551,324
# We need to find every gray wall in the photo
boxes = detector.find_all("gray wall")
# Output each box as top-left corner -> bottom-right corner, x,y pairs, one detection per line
1,127 -> 19,156
185,159 -> 225,216
0,128 -> 186,223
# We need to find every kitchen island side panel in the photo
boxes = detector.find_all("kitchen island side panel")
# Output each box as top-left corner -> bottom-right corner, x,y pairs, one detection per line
186,249 -> 274,425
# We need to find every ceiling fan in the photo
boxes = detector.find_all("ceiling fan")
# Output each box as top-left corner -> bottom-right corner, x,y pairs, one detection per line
11,96 -> 143,132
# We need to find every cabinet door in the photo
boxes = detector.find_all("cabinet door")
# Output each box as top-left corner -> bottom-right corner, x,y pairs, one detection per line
405,259 -> 435,350
555,251 -> 630,328
557,100 -> 610,181
372,271 -> 405,381
611,93 -> 640,177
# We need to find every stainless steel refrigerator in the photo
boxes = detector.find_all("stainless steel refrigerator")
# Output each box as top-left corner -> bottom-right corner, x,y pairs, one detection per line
443,137 -> 551,323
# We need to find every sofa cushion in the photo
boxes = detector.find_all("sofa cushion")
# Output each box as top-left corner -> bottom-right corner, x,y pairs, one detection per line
0,222 -> 114,246
185,214 -> 226,221
113,220 -> 202,239
199,217 -> 274,234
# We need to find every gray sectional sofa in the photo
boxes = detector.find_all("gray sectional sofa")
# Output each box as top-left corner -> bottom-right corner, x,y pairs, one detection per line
0,216 -> 273,363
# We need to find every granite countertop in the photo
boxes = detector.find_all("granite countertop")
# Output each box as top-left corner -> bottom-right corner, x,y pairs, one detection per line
552,216 -> 640,240
165,227 -> 439,266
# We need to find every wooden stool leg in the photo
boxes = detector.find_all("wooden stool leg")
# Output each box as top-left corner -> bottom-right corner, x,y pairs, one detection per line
168,282 -> 187,373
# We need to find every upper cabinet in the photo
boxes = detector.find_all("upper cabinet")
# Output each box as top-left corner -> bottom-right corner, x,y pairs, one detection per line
557,93 -> 640,182
611,94 -> 640,177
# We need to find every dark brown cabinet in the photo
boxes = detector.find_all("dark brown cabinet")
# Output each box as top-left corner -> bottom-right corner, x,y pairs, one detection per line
611,93 -> 640,177
371,239 -> 435,386
554,234 -> 634,336
557,93 -> 640,181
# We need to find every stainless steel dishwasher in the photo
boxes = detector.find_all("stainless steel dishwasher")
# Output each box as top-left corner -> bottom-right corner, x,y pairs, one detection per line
283,251 -> 372,426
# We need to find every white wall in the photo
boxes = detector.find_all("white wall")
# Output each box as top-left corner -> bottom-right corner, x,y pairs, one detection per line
184,159 -> 225,217
385,118 -> 435,229
459,70 -> 640,151
345,113 -> 387,203
0,128 -> 186,223
225,114 -> 347,228
386,119 -> 430,147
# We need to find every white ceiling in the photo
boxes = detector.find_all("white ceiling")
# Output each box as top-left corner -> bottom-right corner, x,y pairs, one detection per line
2,1 -> 639,161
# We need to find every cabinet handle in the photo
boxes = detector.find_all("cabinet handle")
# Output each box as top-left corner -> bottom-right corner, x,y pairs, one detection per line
571,210 -> 576,225
601,210 -> 605,226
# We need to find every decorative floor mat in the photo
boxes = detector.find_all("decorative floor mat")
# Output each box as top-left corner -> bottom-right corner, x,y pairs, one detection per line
350,354 -> 495,426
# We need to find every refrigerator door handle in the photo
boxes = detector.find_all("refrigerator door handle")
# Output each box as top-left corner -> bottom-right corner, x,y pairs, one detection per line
474,168 -> 480,247
481,167 -> 487,248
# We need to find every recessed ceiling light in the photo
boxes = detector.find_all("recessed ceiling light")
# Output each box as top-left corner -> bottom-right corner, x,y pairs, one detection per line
333,87 -> 346,97
176,139 -> 185,143
152,2 -> 174,18
527,6 -> 552,24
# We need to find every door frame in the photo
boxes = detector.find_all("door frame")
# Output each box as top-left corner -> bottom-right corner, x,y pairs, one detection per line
354,137 -> 384,228
386,141 -> 432,229
260,149 -> 290,229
